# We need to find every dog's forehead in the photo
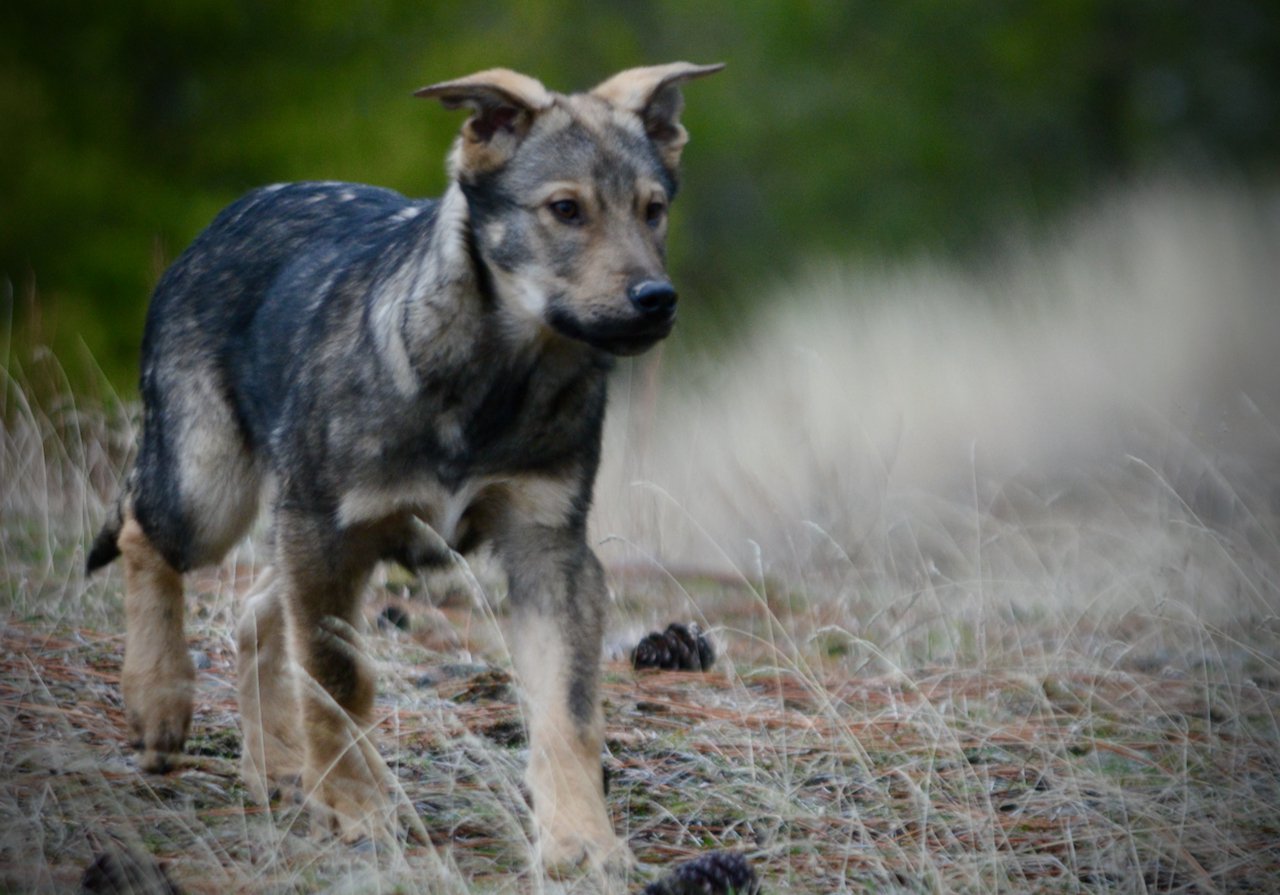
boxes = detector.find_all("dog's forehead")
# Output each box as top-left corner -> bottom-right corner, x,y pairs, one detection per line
505,96 -> 670,194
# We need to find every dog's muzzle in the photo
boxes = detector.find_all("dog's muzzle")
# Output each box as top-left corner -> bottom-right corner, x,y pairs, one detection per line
547,280 -> 679,356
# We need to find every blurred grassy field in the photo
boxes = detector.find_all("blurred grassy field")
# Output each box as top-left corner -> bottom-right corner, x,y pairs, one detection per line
2,182 -> 1278,892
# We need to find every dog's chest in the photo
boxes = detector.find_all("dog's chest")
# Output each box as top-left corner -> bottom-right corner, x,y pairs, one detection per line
335,470 -> 577,547
323,338 -> 606,546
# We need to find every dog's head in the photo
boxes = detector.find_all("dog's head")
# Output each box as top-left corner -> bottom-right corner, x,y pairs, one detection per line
416,63 -> 723,356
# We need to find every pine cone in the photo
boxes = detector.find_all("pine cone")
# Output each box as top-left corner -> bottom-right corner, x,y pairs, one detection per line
632,622 -> 716,672
81,846 -> 182,895
640,850 -> 760,895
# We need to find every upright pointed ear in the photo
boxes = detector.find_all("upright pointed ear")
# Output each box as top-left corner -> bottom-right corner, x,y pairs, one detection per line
591,62 -> 724,170
415,69 -> 554,176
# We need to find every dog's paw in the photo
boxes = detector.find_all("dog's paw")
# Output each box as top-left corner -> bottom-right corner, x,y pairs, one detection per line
125,681 -> 193,773
307,772 -> 397,845
541,830 -> 635,879
242,765 -> 303,806
300,728 -> 428,846
239,714 -> 305,805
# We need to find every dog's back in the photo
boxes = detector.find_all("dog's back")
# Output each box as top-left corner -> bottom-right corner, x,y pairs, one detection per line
109,183 -> 436,570
145,183 -> 437,444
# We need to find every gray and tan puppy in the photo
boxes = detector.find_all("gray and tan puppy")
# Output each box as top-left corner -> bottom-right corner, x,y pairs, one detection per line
86,62 -> 722,871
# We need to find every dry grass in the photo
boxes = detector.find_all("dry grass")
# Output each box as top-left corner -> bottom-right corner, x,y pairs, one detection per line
3,180 -> 1279,893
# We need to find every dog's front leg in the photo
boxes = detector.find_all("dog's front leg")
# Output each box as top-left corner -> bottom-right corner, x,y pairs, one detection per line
500,524 -> 630,875
274,509 -> 390,841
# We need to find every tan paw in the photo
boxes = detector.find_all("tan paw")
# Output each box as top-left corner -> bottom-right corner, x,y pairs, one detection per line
304,766 -> 397,844
300,728 -> 423,845
241,748 -> 304,806
540,827 -> 635,879
125,678 -> 193,773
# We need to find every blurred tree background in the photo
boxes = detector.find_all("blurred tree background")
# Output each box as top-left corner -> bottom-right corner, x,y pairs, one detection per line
2,0 -> 1277,393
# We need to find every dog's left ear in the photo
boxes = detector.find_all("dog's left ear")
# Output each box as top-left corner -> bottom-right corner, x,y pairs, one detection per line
591,62 -> 725,170
415,69 -> 554,176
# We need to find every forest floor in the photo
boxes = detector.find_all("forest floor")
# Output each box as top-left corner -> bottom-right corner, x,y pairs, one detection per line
3,563 -> 1278,893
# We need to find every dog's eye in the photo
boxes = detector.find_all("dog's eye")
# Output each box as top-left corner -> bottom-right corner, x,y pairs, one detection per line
645,200 -> 667,227
548,199 -> 583,224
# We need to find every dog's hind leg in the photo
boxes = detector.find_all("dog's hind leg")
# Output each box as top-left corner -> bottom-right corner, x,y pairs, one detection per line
117,513 -> 195,773
274,509 -> 391,840
122,369 -> 263,772
235,567 -> 305,803
500,525 -> 630,875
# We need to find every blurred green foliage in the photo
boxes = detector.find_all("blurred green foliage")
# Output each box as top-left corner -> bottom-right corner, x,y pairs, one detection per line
3,0 -> 1277,392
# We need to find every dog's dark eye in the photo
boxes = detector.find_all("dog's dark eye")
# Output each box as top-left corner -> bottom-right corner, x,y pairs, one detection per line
645,200 -> 667,227
548,199 -> 583,224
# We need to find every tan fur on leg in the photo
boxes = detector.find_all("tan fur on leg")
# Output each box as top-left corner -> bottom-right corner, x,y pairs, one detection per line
235,568 -> 305,803
118,514 -> 194,772
290,611 -> 394,841
512,613 -> 629,875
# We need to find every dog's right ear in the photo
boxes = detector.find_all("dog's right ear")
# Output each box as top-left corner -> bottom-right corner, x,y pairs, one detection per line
415,69 -> 554,176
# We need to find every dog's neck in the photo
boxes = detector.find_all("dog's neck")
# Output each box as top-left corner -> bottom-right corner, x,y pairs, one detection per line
370,182 -> 606,400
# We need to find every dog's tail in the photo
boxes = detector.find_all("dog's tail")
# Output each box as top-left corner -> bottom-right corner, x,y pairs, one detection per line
86,491 -> 126,574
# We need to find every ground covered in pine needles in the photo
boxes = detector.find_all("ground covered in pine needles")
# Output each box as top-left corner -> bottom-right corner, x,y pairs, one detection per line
3,586 -> 1278,893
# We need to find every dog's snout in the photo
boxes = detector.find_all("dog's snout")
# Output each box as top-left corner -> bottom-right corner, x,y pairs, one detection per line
628,280 -> 678,317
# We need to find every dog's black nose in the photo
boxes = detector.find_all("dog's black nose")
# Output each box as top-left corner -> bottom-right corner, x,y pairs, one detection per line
628,280 -> 678,317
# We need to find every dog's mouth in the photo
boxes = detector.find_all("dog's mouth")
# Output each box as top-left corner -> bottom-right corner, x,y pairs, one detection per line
546,305 -> 675,356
